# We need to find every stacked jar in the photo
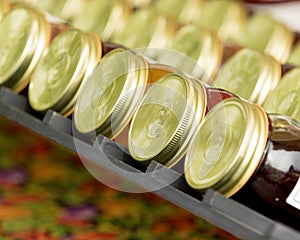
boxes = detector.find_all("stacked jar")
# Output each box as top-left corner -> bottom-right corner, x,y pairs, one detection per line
0,4 -> 51,93
184,97 -> 300,230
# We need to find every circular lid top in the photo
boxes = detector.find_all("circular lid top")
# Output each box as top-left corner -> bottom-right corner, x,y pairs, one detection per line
0,6 -> 37,85
72,0 -> 117,41
58,32 -> 103,117
153,0 -> 186,21
36,0 -> 83,20
29,29 -> 89,112
8,7 -> 51,93
113,7 -> 175,50
129,73 -> 196,164
193,0 -> 247,40
264,68 -> 300,122
101,0 -> 130,41
158,24 -> 223,80
233,13 -> 294,63
214,48 -> 281,104
185,98 -> 269,196
74,48 -> 149,137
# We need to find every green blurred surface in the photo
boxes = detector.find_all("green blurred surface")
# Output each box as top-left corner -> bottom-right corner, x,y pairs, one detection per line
0,117 -> 239,239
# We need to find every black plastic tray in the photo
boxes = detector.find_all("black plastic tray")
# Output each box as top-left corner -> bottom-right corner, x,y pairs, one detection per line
0,86 -> 299,240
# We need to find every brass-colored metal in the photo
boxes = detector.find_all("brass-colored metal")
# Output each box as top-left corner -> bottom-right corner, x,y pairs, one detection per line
9,7 -> 51,92
233,13 -> 294,63
72,0 -> 130,42
192,0 -> 247,41
128,73 -> 207,167
35,0 -> 83,20
112,7 -> 176,50
154,0 -> 206,25
156,24 -> 223,81
264,68 -> 300,122
0,5 -> 49,93
28,29 -> 90,112
101,0 -> 130,41
184,98 -> 269,197
214,48 -> 281,104
59,32 -> 103,116
74,48 -> 149,138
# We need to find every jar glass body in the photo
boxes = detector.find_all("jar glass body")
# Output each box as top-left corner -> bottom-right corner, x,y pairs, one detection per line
233,116 -> 300,230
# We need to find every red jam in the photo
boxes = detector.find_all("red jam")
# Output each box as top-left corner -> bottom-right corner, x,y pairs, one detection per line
233,124 -> 300,230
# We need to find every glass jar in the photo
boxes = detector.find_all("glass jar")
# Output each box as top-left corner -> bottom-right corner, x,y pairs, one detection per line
155,24 -> 223,81
184,97 -> 300,230
71,0 -> 131,42
0,4 -> 51,93
111,7 -> 176,51
153,0 -> 206,25
73,48 -> 178,141
232,12 -> 294,63
191,0 -> 248,41
263,67 -> 300,122
28,28 -> 102,116
213,48 -> 282,104
128,73 -> 236,167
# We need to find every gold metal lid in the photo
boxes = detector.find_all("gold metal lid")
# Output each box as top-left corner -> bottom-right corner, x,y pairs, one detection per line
233,13 -> 294,63
112,7 -> 176,50
101,0 -> 130,41
185,98 -> 269,197
128,73 -> 207,167
9,7 -> 51,93
72,0 -> 130,42
59,32 -> 103,117
0,5 -> 46,92
153,0 -> 186,22
214,48 -> 281,104
35,0 -> 82,20
264,68 -> 300,122
156,24 -> 223,81
288,42 -> 300,66
192,0 -> 247,41
28,29 -> 89,112
74,48 -> 149,138
177,0 -> 206,25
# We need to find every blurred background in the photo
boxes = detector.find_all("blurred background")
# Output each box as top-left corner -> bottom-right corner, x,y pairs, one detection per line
0,117 -> 238,239
1,0 -> 300,239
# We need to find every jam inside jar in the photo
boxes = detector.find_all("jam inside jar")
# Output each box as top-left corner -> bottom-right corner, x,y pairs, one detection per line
233,114 -> 300,230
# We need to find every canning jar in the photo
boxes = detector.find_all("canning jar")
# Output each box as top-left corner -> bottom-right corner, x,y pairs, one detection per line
155,24 -> 223,81
0,4 -> 51,93
191,0 -> 248,41
72,0 -> 131,42
263,67 -> 300,122
184,97 -> 300,229
28,28 -> 102,116
74,48 -> 177,140
153,0 -> 206,25
111,7 -> 176,51
128,73 -> 235,167
213,48 -> 281,104
232,12 -> 294,63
